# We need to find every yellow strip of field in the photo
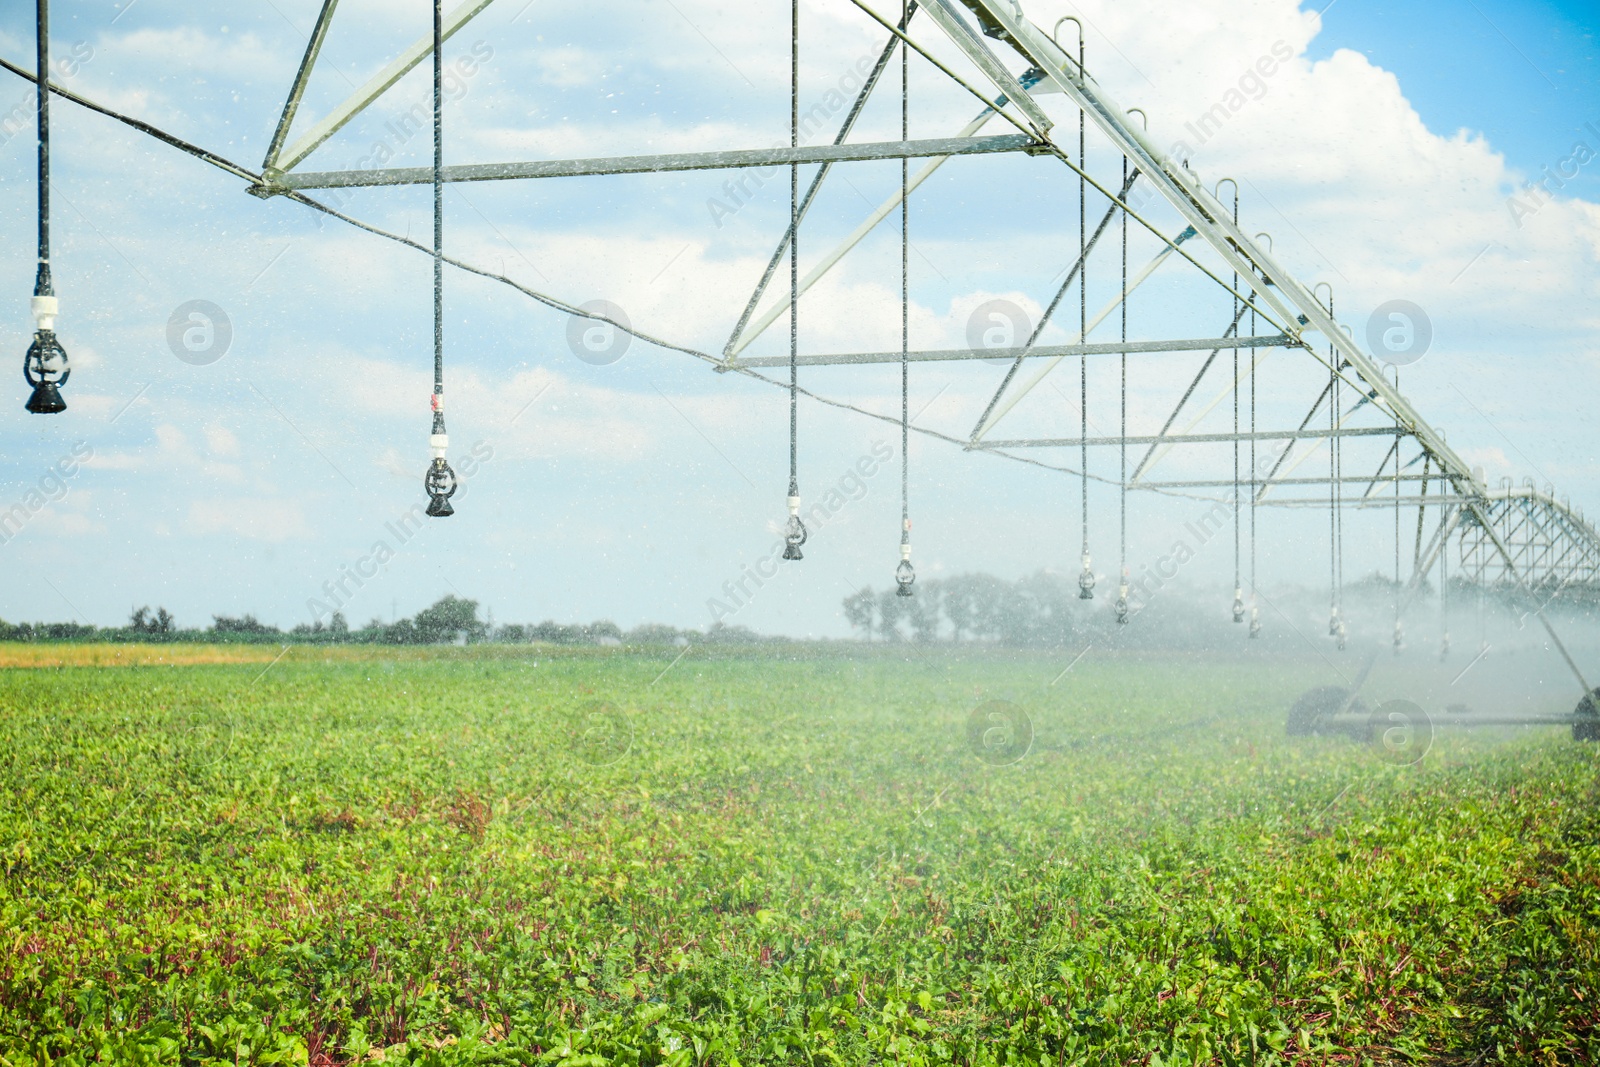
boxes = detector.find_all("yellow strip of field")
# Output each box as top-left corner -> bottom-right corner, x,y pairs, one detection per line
0,643 -> 292,669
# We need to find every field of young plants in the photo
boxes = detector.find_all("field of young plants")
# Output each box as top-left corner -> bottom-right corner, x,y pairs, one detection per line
0,643 -> 1596,1065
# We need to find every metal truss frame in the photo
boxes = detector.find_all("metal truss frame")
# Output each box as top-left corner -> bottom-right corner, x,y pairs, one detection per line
1459,484 -> 1600,590
245,0 -> 1598,695
278,134 -> 1043,188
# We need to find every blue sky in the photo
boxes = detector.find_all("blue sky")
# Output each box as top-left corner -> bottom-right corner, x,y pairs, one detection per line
1311,0 -> 1598,203
0,0 -> 1596,640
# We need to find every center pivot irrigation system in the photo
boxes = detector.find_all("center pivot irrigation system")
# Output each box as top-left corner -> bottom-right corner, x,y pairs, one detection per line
9,0 -> 1600,735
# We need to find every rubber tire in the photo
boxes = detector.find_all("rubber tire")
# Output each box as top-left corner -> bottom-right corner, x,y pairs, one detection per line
1575,689 -> 1600,743
1287,685 -> 1369,739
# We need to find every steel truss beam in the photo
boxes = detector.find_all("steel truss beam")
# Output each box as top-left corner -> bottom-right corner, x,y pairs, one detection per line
959,0 -> 1472,480
1138,474 -> 1436,490
1126,304 -> 1250,481
724,334 -> 1292,370
262,0 -> 340,174
979,426 -> 1405,449
919,0 -> 1052,132
264,0 -> 500,177
723,2 -> 920,359
967,166 -> 1143,437
971,227 -> 1200,440
964,3 -> 1591,694
277,135 -> 1041,189
1459,485 -> 1600,591
1256,383 -> 1383,501
1274,496 -> 1492,509
726,104 -> 1008,358
245,0 -> 1596,691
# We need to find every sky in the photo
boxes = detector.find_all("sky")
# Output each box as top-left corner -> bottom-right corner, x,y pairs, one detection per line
0,0 -> 1595,638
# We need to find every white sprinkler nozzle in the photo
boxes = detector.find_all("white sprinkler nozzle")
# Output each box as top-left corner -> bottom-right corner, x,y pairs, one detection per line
31,295 -> 58,332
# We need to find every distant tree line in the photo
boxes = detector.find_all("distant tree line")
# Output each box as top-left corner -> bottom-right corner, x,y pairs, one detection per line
844,568 -> 1600,648
4,575 -> 1581,649
844,572 -> 1089,646
0,595 -> 774,646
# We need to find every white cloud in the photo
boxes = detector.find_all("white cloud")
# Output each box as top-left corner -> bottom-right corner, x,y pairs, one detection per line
2,0 -> 1597,630
186,496 -> 311,542
1055,0 -> 1599,343
204,422 -> 240,456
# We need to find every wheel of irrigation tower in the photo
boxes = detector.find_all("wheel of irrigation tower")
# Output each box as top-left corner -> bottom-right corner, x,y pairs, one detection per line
1286,686 -> 1370,741
1575,691 -> 1600,743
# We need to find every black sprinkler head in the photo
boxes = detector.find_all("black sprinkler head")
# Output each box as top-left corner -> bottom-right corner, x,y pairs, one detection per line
424,456 -> 458,518
25,380 -> 66,414
783,512 -> 807,561
24,330 -> 69,415
895,557 -> 915,597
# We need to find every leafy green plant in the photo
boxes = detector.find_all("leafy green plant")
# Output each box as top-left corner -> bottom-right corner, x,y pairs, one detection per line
0,646 -> 1594,1064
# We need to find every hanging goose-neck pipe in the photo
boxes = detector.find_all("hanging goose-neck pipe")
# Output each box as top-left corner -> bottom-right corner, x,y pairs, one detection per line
424,0 -> 457,516
35,0 -> 50,300
782,0 -> 807,562
25,0 -> 69,415
895,0 -> 915,598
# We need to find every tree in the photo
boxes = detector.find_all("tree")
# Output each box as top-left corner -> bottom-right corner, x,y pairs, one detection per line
704,622 -> 765,644
412,595 -> 485,643
130,606 -> 175,635
212,614 -> 277,634
584,620 -> 623,644
907,580 -> 944,642
944,574 -> 1004,641
995,579 -> 1041,647
627,623 -> 683,645
877,589 -> 907,642
1018,570 -> 1079,648
530,620 -> 584,644
842,587 -> 878,641
39,622 -> 95,640
381,618 -> 421,644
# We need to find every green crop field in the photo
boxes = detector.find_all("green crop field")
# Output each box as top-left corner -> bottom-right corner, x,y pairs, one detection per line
0,645 -> 1596,1066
